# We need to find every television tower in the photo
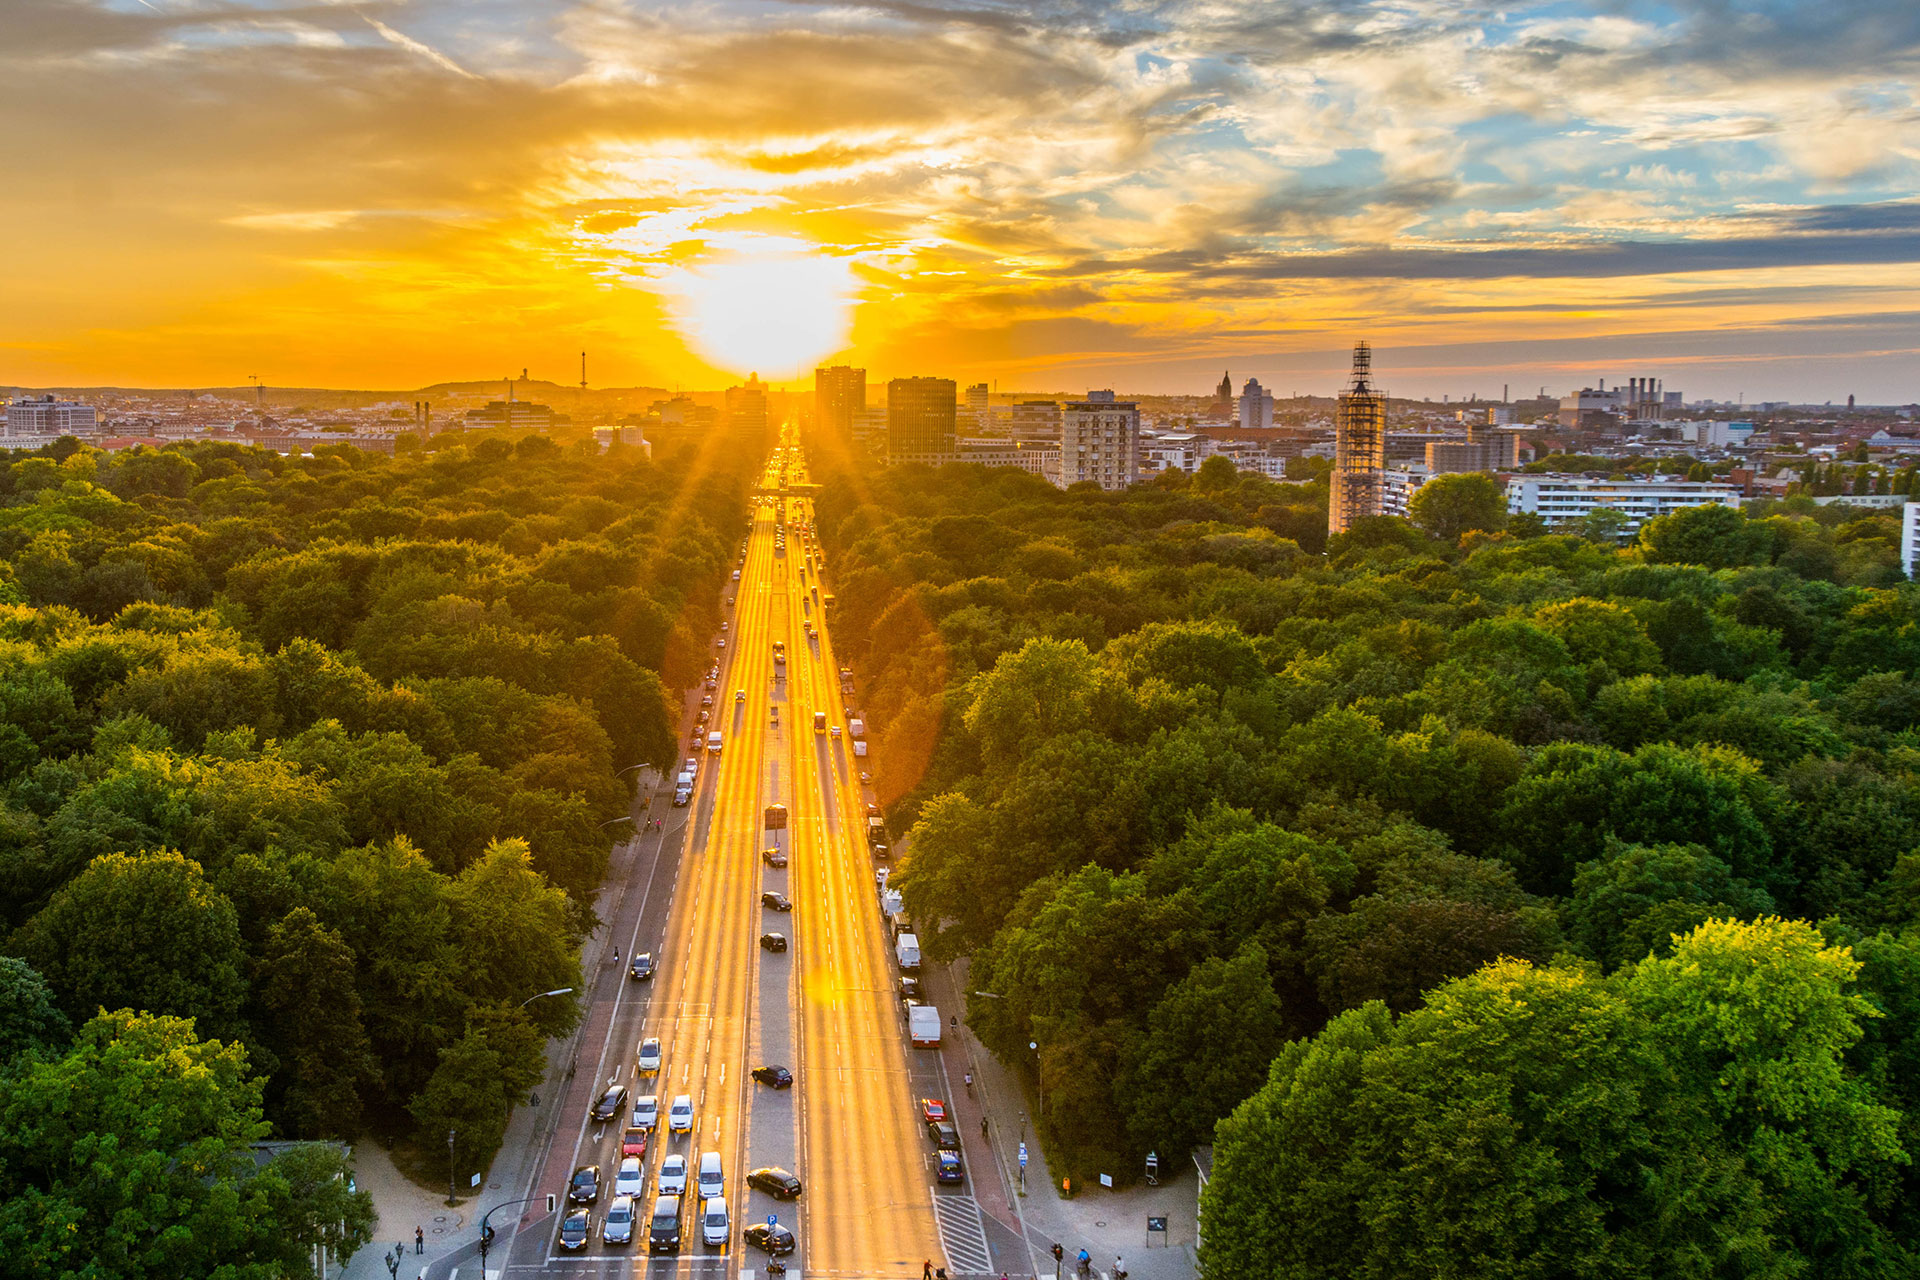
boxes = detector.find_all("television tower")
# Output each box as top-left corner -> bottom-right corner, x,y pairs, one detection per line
1327,342 -> 1386,537
580,351 -> 587,390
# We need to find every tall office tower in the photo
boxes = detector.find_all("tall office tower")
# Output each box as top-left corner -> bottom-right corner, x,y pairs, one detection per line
814,365 -> 865,442
1061,390 -> 1140,491
886,377 -> 957,462
1239,377 -> 1275,429
965,382 -> 990,424
1328,343 -> 1386,537
726,373 -> 769,443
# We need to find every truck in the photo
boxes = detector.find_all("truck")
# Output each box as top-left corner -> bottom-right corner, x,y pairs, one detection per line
848,718 -> 866,739
896,933 -> 921,971
879,887 -> 904,918
814,711 -> 827,734
853,740 -> 869,758
706,731 -> 723,753
908,1004 -> 942,1048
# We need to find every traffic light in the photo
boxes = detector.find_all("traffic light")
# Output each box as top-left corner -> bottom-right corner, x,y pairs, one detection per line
1052,1244 -> 1064,1262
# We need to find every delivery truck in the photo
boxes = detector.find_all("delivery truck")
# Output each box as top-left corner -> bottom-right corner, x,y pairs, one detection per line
908,1004 -> 942,1048
848,718 -> 865,738
896,933 -> 921,971
706,730 -> 723,753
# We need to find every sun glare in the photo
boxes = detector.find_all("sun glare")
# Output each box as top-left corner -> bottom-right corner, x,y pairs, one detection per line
658,235 -> 856,378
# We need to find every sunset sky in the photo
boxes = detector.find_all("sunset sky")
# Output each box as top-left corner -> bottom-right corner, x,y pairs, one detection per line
4,0 -> 1918,400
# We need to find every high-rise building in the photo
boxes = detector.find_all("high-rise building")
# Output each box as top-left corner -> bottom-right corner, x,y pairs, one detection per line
1425,422 -> 1522,474
1061,390 -> 1139,491
1239,378 -> 1274,429
814,365 -> 865,442
5,395 -> 96,435
1215,371 -> 1233,415
1010,400 -> 1063,442
726,373 -> 768,440
1328,343 -> 1387,536
887,377 -> 957,462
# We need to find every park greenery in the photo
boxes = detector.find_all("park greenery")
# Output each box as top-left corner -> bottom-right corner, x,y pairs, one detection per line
818,456 -> 1919,1276
0,432 -> 740,1274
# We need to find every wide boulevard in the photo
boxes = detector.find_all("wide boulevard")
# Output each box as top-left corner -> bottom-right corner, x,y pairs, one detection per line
493,433 -> 958,1278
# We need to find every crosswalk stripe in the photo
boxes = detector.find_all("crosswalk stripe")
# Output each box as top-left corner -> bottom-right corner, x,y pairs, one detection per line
930,1192 -> 995,1276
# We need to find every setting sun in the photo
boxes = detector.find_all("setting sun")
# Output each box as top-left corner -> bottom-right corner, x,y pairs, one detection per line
654,234 -> 856,379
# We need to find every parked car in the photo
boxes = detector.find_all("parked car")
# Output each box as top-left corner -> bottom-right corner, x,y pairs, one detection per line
926,1120 -> 961,1149
747,1167 -> 803,1200
921,1098 -> 948,1124
936,1149 -> 965,1184
751,1064 -> 793,1089
568,1164 -> 601,1204
900,976 -> 922,1000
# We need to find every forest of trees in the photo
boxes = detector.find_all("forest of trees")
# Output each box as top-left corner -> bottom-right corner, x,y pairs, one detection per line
0,432 -> 743,1275
817,457 -> 1919,1277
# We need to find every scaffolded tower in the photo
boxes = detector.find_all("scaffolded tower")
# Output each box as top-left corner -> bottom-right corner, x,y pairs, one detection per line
1328,341 -> 1386,537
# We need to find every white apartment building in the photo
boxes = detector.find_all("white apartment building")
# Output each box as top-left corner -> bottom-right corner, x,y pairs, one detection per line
6,396 -> 97,435
1140,431 -> 1210,477
1507,474 -> 1742,533
1903,501 -> 1918,581
1060,391 -> 1139,490
1238,378 -> 1274,430
1380,466 -> 1431,518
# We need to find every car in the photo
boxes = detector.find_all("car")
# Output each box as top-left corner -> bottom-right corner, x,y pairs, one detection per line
872,842 -> 890,860
717,639 -> 726,649
615,1156 -> 645,1198
696,710 -> 709,725
747,1167 -> 804,1200
720,622 -> 728,631
591,1085 -> 627,1123
761,891 -> 792,911
638,1038 -> 663,1075
559,1207 -> 591,1250
657,1152 -> 688,1196
697,1151 -> 724,1199
921,1098 -> 948,1124
631,1094 -> 659,1131
569,1164 -> 601,1204
760,932 -> 788,953
701,1195 -> 730,1248
860,771 -> 871,784
744,1222 -> 797,1255
736,689 -> 746,701
927,1120 -> 961,1149
751,1064 -> 793,1089
668,1094 -> 695,1135
700,694 -> 713,707
726,596 -> 734,605
936,1149 -> 965,1184
629,952 -> 654,981
900,976 -> 923,1000
762,847 -> 788,868
602,1194 -> 635,1245
704,678 -> 717,690
648,1192 -> 686,1252
830,725 -> 841,737
622,1126 -> 649,1159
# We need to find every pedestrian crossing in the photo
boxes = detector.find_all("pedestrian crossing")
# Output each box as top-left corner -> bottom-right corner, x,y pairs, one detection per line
930,1193 -> 994,1276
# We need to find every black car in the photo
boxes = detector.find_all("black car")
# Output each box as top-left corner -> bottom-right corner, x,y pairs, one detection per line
568,1164 -> 601,1204
747,1167 -> 804,1200
559,1207 -> 591,1250
591,1085 -> 627,1122
751,1065 -> 793,1089
899,976 -> 923,1000
926,1120 -> 960,1149
649,1193 -> 685,1253
761,891 -> 792,912
762,847 -> 788,868
871,843 -> 889,860
744,1222 -> 797,1255
629,952 -> 654,981
760,932 -> 788,953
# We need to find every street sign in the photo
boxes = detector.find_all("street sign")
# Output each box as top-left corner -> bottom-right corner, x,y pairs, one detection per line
1018,1142 -> 1028,1169
1148,1218 -> 1168,1234
768,1214 -> 777,1227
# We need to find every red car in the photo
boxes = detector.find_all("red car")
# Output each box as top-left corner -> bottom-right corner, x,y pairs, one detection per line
921,1098 -> 948,1125
621,1127 -> 648,1160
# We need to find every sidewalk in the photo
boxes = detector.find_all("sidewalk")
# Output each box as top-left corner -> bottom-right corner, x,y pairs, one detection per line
334,771 -> 677,1280
928,958 -> 1199,1280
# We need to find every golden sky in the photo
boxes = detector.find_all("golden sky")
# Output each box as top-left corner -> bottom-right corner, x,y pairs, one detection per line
4,0 -> 1918,400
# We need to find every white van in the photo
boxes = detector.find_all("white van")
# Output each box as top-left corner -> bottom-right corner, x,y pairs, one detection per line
696,1151 -> 724,1199
701,1195 -> 729,1248
896,933 -> 921,971
706,731 -> 723,754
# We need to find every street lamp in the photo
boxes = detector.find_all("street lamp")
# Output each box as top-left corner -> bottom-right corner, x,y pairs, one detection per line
520,987 -> 573,1008
446,1127 -> 458,1207
1030,1040 -> 1043,1118
598,815 -> 636,829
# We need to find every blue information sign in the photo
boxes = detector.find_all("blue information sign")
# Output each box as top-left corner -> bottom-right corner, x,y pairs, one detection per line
1018,1142 -> 1029,1169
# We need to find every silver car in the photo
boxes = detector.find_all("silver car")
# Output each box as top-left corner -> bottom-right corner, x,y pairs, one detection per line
658,1152 -> 688,1197
602,1194 -> 636,1245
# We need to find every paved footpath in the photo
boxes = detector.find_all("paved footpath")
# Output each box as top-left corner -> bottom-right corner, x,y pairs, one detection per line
333,771 -> 684,1280
925,958 -> 1200,1280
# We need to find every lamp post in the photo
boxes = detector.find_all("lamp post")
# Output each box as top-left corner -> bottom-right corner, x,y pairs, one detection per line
598,815 -> 636,830
1030,1040 -> 1043,1118
446,1128 -> 458,1207
520,987 -> 573,1009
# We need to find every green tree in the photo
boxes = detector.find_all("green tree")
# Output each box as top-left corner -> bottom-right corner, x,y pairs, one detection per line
1565,840 -> 1776,969
0,956 -> 70,1062
15,850 -> 248,1039
253,907 -> 377,1138
1638,502 -> 1775,568
1407,472 -> 1508,542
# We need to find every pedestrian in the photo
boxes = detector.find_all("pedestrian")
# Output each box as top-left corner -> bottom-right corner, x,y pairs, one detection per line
924,1260 -> 933,1280
415,1226 -> 423,1254
981,1116 -> 989,1138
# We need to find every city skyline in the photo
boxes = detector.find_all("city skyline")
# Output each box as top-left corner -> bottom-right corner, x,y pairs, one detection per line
5,1 -> 1918,399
